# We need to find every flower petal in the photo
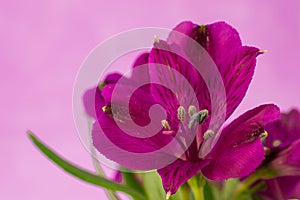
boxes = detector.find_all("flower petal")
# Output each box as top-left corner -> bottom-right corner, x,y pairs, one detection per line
157,158 -> 210,194
265,109 -> 300,149
92,118 -> 177,170
83,73 -> 123,119
270,139 -> 300,177
169,21 -> 262,120
202,104 -> 280,180
261,176 -> 300,200
83,87 -> 104,119
131,52 -> 150,85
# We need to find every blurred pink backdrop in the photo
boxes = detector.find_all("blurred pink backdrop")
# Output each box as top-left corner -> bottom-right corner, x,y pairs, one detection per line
1,0 -> 299,199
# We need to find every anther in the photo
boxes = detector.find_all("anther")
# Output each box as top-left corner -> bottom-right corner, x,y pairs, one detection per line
260,131 -> 268,143
188,105 -> 196,117
264,147 -> 271,156
177,106 -> 185,122
162,120 -> 171,131
272,139 -> 281,147
188,109 -> 208,129
102,105 -> 109,112
203,130 -> 214,140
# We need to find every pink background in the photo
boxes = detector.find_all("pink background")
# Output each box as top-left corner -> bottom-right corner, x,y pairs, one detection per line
1,0 -> 299,199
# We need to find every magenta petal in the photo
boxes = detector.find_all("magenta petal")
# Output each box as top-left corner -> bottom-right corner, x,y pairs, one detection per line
157,158 -> 210,194
265,109 -> 300,149
131,53 -> 150,85
220,46 -> 261,118
82,87 -> 104,119
104,73 -> 122,84
262,176 -> 300,200
169,21 -> 262,120
270,139 -> 300,176
202,104 -> 280,180
148,40 -> 207,110
167,21 -> 196,46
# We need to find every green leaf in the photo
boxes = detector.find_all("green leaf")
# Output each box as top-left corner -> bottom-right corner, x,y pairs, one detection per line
142,171 -> 166,200
27,131 -> 145,200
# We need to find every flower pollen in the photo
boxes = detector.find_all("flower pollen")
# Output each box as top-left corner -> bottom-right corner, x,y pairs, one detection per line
177,106 -> 185,122
272,139 -> 281,147
162,119 -> 171,131
188,109 -> 209,129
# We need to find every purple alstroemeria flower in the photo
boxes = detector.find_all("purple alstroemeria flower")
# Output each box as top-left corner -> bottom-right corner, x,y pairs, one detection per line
257,109 -> 300,200
83,21 -> 280,195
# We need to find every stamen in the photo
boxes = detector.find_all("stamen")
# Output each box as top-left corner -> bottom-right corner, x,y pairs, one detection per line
102,105 -> 109,112
260,131 -> 268,143
162,120 -> 171,131
188,109 -> 208,129
166,191 -> 171,200
177,106 -> 185,122
203,130 -> 214,140
264,147 -> 271,156
272,139 -> 281,147
98,82 -> 106,91
188,105 -> 196,117
198,129 -> 214,158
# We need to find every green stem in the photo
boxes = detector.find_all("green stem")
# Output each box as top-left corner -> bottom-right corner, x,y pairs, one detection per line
92,156 -> 119,200
88,118 -> 119,200
235,167 -> 276,200
188,174 -> 205,200
180,183 -> 192,200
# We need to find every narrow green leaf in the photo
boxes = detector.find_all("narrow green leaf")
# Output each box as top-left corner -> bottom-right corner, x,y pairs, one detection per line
27,131 -> 145,200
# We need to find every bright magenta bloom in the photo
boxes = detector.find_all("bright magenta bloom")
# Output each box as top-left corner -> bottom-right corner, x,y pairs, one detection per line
84,21 -> 280,194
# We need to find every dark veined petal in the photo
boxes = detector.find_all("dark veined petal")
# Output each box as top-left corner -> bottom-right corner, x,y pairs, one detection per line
265,109 -> 300,149
157,158 -> 210,194
168,21 -> 262,121
201,104 -> 280,180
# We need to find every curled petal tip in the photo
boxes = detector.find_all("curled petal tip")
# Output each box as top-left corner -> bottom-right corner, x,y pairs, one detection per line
259,49 -> 268,53
166,191 -> 171,200
154,34 -> 160,43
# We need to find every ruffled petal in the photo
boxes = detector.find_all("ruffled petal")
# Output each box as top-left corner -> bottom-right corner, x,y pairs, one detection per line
157,158 -> 210,194
202,104 -> 280,180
